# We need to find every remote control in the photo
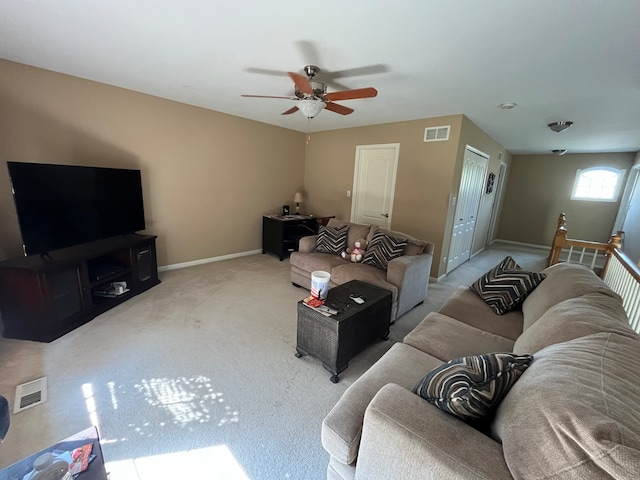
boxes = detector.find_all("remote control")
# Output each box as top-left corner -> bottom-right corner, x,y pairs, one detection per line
317,305 -> 339,315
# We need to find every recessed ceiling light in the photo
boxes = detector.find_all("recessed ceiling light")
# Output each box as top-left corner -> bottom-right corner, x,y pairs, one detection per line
499,102 -> 517,110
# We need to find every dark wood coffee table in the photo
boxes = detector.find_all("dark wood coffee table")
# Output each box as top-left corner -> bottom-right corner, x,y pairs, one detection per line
295,280 -> 392,383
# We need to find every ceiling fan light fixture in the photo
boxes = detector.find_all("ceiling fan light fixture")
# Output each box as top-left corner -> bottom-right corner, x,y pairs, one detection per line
297,98 -> 325,118
548,121 -> 573,133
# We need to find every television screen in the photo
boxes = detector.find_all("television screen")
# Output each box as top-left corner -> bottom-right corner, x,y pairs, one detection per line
7,162 -> 146,256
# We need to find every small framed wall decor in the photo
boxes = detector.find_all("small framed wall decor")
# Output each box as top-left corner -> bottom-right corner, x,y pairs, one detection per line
486,172 -> 495,194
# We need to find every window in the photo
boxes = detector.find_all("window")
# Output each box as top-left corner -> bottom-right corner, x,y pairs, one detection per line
571,167 -> 626,202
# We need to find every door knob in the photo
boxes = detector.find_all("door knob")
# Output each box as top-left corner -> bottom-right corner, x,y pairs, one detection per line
381,213 -> 389,218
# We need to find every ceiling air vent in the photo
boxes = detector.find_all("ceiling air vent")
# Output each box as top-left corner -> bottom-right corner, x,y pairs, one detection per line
14,377 -> 47,413
424,125 -> 450,142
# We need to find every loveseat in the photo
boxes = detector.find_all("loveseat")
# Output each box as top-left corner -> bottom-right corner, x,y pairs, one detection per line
321,261 -> 640,479
290,219 -> 435,320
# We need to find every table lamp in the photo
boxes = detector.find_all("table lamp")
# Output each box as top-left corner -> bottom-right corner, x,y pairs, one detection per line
294,192 -> 303,214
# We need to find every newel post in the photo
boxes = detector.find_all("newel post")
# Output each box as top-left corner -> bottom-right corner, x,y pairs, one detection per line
548,226 -> 567,267
602,231 -> 625,279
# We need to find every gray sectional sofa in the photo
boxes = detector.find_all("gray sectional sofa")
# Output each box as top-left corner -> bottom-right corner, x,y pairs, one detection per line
289,219 -> 435,320
321,262 -> 640,479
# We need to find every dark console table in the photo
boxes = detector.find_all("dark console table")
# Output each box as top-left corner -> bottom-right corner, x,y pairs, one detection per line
295,280 -> 392,383
262,215 -> 334,260
0,234 -> 160,342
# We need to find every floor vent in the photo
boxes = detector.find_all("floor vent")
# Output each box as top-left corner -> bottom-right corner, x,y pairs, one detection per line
424,125 -> 450,142
14,377 -> 47,413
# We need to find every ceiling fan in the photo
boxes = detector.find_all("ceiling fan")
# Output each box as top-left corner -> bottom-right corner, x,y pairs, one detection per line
241,65 -> 378,118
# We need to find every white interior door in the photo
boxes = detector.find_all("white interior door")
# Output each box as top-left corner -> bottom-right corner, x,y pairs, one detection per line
447,147 -> 489,273
351,144 -> 399,229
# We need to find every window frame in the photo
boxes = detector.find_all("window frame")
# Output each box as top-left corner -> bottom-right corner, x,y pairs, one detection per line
570,166 -> 626,203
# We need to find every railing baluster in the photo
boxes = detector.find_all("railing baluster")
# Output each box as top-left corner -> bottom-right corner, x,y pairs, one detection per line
548,213 -> 639,333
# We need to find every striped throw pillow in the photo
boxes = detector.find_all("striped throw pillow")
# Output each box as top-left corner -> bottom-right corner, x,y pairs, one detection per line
470,256 -> 545,315
361,231 -> 407,270
314,225 -> 348,255
414,352 -> 533,421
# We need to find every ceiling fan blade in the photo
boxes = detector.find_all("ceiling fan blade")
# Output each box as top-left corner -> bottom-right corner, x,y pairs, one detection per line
326,64 -> 390,80
288,72 -> 313,95
241,94 -> 297,99
281,106 -> 299,115
244,67 -> 288,77
325,87 -> 378,102
295,40 -> 322,66
325,102 -> 354,115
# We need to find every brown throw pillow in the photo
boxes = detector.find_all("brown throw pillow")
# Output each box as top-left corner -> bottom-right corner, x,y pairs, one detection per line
314,224 -> 349,255
470,256 -> 546,315
361,231 -> 407,270
414,352 -> 533,421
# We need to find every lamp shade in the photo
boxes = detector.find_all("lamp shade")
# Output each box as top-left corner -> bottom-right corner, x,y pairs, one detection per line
297,99 -> 326,118
294,192 -> 303,204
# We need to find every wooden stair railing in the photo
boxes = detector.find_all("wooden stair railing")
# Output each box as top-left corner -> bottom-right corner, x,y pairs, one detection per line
548,213 -> 640,332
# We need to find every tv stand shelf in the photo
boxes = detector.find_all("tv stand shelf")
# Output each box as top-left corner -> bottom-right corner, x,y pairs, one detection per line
0,235 -> 160,342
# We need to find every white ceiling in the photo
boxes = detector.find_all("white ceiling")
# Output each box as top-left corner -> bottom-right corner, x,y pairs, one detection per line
1,0 -> 639,155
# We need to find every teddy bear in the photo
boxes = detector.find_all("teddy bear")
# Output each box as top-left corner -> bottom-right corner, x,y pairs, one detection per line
341,238 -> 367,263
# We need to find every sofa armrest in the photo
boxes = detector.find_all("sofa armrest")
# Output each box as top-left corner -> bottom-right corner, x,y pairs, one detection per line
322,343 -> 442,466
298,235 -> 318,253
386,253 -> 432,318
355,384 -> 512,480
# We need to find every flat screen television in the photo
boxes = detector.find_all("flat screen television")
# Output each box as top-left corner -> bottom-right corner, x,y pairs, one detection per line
7,161 -> 146,256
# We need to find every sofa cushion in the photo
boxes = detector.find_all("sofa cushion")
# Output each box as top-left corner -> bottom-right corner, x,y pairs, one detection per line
366,225 -> 429,256
315,224 -> 349,255
470,256 -> 545,315
438,287 -> 524,340
513,293 -> 634,355
413,352 -> 532,422
330,263 -> 398,302
492,332 -> 640,479
289,251 -> 349,274
327,219 -> 371,251
361,231 -> 407,270
404,312 -> 515,361
521,262 -> 621,331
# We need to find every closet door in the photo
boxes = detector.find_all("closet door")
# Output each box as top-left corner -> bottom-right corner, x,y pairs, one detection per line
448,147 -> 489,273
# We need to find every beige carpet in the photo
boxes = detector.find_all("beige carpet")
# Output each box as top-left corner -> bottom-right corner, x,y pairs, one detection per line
0,242 -> 547,479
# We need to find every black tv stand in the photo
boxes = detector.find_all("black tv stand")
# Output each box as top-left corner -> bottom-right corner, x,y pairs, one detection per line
0,235 -> 160,342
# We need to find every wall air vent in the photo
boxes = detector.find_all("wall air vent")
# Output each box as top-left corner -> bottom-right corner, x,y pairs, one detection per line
14,376 -> 47,413
424,125 -> 450,142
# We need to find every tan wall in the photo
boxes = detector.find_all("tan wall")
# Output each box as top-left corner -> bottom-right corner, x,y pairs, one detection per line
0,59 -> 305,266
497,152 -> 636,245
303,116 -> 463,277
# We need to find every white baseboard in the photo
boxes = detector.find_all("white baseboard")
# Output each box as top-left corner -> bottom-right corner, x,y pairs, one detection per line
492,239 -> 551,251
159,249 -> 263,272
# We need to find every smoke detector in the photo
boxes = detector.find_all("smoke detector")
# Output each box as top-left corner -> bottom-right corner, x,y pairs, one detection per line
552,149 -> 567,155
